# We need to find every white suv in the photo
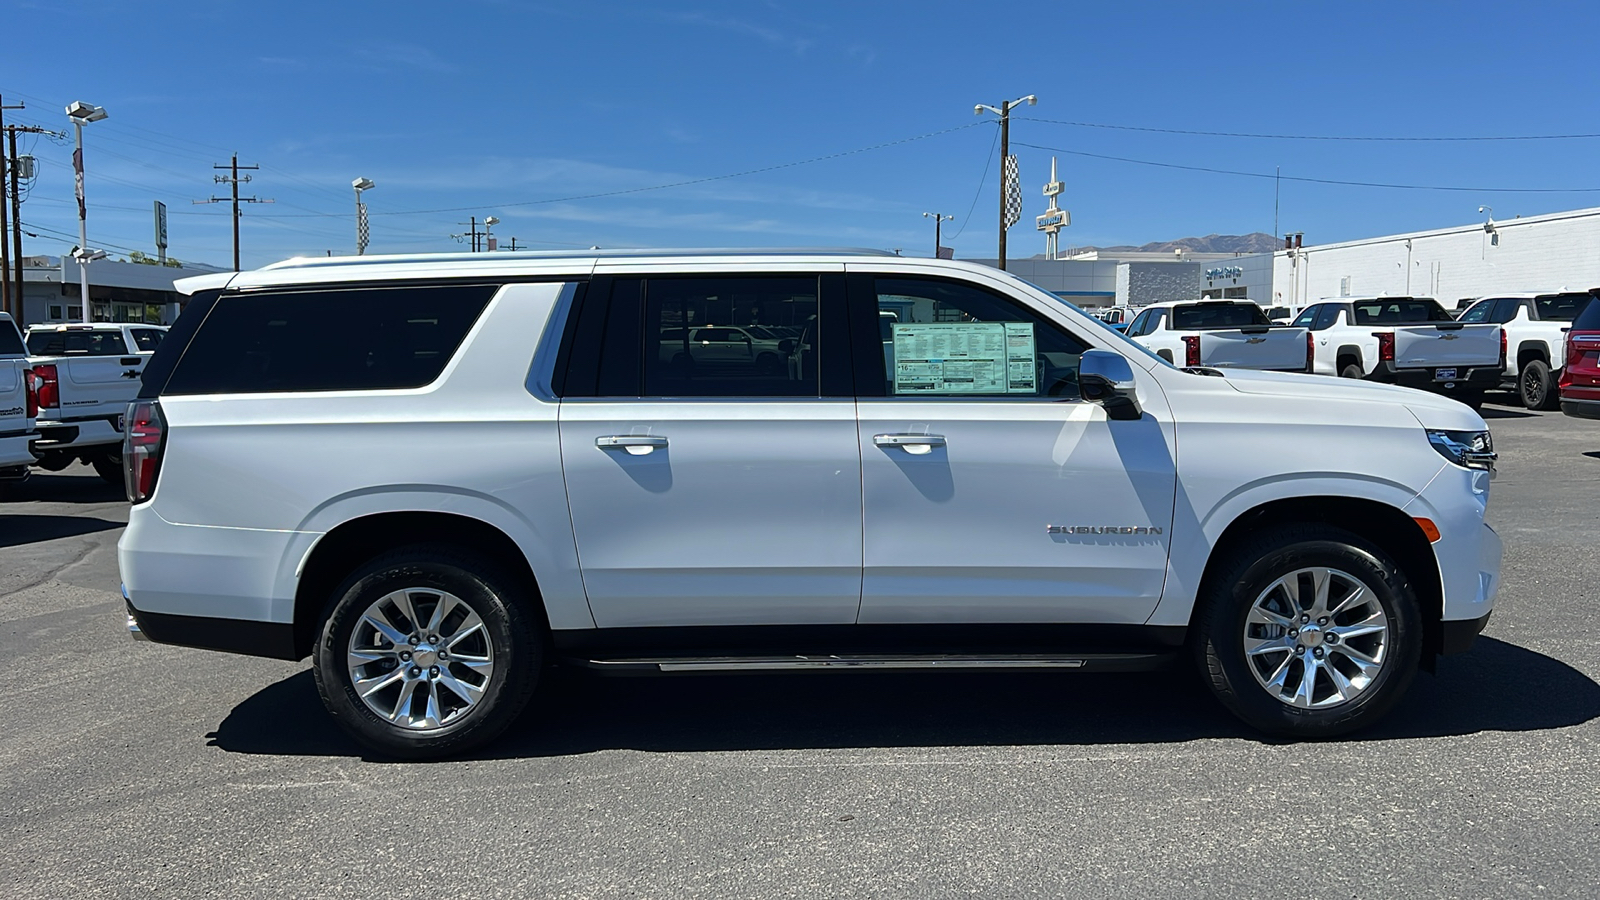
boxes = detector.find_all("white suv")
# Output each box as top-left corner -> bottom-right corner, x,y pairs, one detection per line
119,250 -> 1503,759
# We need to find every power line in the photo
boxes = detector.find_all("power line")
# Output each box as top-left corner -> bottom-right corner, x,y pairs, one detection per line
1008,140 -> 1600,194
1015,116 -> 1600,142
943,122 -> 1000,242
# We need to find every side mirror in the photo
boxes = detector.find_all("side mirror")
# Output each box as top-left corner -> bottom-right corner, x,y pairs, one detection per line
778,339 -> 796,354
1079,349 -> 1143,421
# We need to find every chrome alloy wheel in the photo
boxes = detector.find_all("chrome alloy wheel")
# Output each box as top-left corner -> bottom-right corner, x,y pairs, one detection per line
1242,566 -> 1390,709
346,588 -> 496,730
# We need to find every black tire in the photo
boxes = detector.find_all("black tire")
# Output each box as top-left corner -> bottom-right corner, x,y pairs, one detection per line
1338,362 -> 1363,379
1193,524 -> 1422,738
1519,359 -> 1558,410
1458,390 -> 1486,412
312,546 -> 541,760
755,352 -> 782,375
90,451 -> 123,486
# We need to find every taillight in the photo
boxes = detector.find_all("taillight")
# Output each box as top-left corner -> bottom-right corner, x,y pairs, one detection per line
1305,332 -> 1315,372
124,399 -> 166,503
24,368 -> 38,419
1374,332 -> 1395,363
1499,327 -> 1508,368
35,363 -> 59,409
1183,335 -> 1201,367
1564,331 -> 1600,389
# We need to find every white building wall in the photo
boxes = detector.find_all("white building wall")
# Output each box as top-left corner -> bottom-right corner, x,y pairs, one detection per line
1118,261 -> 1201,307
1272,206 -> 1600,308
1202,253 -> 1275,305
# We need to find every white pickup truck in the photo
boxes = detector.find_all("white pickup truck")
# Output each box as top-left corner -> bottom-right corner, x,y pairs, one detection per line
1,313 -> 39,482
1125,299 -> 1310,371
1456,291 -> 1589,410
25,322 -> 168,482
1291,297 -> 1502,407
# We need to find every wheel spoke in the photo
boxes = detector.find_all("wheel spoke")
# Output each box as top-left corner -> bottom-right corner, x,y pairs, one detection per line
1324,660 -> 1355,703
421,683 -> 445,728
1310,569 -> 1333,617
1328,585 -> 1368,618
1263,652 -> 1295,697
1291,653 -> 1320,707
1272,575 -> 1302,612
1330,610 -> 1387,642
1247,606 -> 1295,630
1244,635 -> 1291,658
361,613 -> 409,648
446,615 -> 487,651
425,593 -> 457,635
392,591 -> 424,635
1333,644 -> 1383,678
438,669 -> 486,706
348,647 -> 398,669
355,668 -> 404,698
390,677 -> 420,722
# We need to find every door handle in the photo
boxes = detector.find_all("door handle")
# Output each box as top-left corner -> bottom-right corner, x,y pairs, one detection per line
873,433 -> 946,455
596,435 -> 668,456
122,369 -> 142,379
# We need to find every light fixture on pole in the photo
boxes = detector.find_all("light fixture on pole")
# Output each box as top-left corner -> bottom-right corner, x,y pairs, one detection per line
484,216 -> 500,252
353,177 -> 375,255
65,100 -> 107,323
974,94 -> 1035,271
922,212 -> 953,259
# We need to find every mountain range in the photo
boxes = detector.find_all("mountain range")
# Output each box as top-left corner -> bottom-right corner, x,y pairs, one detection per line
1067,232 -> 1282,255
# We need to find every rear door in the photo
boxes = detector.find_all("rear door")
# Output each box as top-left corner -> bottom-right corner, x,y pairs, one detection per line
558,271 -> 864,628
849,269 -> 1176,625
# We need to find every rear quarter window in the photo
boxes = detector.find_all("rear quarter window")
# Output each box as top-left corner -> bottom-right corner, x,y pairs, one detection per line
162,284 -> 499,395
0,321 -> 23,357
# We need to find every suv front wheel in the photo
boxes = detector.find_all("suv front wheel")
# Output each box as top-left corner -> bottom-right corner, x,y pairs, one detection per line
312,547 -> 541,759
1194,525 -> 1421,737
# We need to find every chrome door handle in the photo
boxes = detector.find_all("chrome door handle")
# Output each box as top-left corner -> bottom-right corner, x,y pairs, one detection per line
874,433 -> 945,455
596,435 -> 668,455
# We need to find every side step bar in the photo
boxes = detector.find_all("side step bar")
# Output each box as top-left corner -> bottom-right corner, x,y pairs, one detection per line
568,652 -> 1175,674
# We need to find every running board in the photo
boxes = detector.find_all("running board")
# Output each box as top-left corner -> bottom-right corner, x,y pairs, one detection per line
567,652 -> 1175,674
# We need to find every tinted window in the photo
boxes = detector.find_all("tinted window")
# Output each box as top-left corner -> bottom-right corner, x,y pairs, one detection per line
1489,299 -> 1521,324
1456,300 -> 1495,324
1266,307 -> 1290,319
644,276 -> 819,397
1313,305 -> 1342,330
1533,293 -> 1589,322
163,284 -> 498,395
1170,303 -> 1271,330
26,330 -> 128,356
131,329 -> 165,351
1351,299 -> 1452,324
1292,306 -> 1319,328
0,321 -> 23,357
1572,295 -> 1600,330
873,277 -> 1088,399
1126,310 -> 1156,337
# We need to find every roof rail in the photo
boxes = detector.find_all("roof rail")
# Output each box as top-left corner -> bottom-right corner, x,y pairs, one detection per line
260,247 -> 900,271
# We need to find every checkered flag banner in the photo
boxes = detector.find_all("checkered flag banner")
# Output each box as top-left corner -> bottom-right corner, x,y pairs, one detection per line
1003,155 -> 1022,229
357,203 -> 370,254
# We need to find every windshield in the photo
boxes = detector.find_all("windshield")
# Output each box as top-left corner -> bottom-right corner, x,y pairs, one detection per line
1351,299 -> 1452,325
1170,303 -> 1272,330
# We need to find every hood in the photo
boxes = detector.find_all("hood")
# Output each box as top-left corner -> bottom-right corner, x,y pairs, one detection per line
1216,368 -> 1489,432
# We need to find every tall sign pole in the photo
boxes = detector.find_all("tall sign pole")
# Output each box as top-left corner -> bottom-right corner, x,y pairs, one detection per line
154,201 -> 168,265
1036,157 -> 1070,260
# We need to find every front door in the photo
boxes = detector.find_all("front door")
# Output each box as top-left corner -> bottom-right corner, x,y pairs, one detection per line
849,272 -> 1177,625
559,273 -> 863,628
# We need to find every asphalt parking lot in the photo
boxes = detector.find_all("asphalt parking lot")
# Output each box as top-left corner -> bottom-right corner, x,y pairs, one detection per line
1,395 -> 1596,899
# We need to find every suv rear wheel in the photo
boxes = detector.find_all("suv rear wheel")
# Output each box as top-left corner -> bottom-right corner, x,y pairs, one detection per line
312,546 -> 541,759
1194,525 -> 1421,737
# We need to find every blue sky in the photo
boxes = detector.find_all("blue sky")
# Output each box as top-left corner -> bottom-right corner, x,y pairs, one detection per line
4,0 -> 1600,269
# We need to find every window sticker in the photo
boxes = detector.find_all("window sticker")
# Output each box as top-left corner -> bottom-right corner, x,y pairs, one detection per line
891,322 -> 1036,394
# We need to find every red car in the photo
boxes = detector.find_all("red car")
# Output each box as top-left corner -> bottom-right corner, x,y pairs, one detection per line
1559,293 -> 1600,419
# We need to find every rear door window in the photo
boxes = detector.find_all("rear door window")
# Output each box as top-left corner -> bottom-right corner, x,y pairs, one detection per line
1313,305 -> 1342,330
1532,294 -> 1589,322
26,330 -> 129,356
162,284 -> 499,395
1169,303 -> 1270,330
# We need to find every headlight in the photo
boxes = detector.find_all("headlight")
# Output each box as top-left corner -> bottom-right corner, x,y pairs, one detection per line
1427,429 -> 1496,470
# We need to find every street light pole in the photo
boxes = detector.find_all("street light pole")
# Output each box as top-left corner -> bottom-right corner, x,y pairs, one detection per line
484,216 -> 499,252
974,95 -> 1036,271
65,101 -> 107,323
353,177 -> 375,255
922,212 -> 953,258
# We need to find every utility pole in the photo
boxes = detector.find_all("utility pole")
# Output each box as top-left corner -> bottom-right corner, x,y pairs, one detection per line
922,212 -> 952,259
453,216 -> 485,252
503,237 -> 524,251
0,95 -> 20,317
195,155 -> 271,271
2,117 -> 59,325
975,95 -> 1036,271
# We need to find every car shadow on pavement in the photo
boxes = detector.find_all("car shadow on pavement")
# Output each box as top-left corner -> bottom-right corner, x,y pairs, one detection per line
0,471 -> 124,504
1478,406 -> 1538,420
0,514 -> 122,548
208,636 -> 1598,760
